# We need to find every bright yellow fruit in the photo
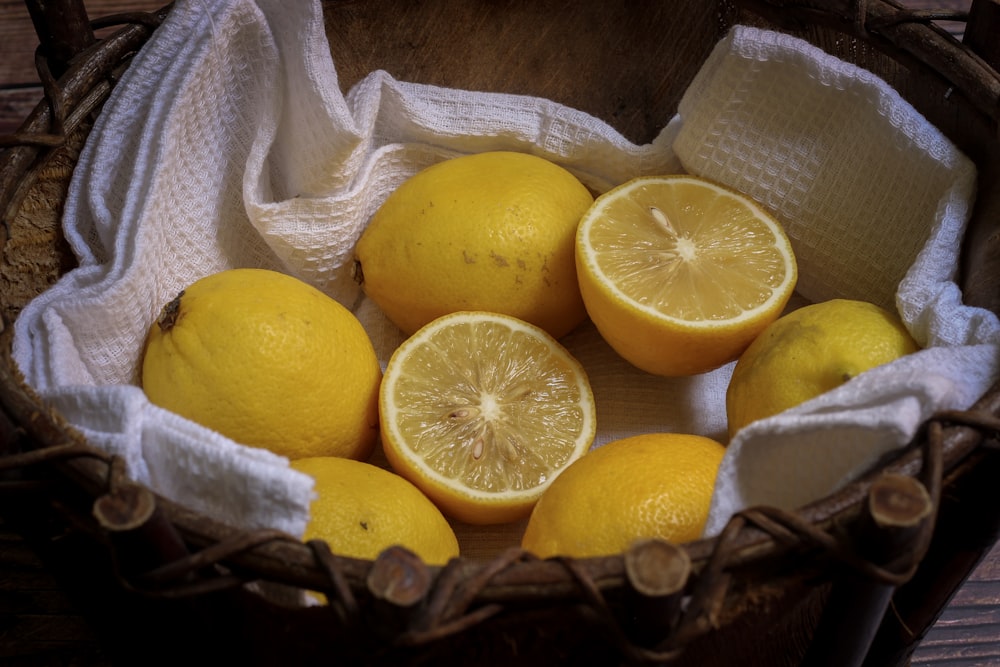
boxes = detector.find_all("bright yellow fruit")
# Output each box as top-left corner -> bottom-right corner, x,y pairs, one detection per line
726,298 -> 920,438
575,175 -> 798,376
142,268 -> 381,461
379,311 -> 596,525
521,433 -> 726,558
291,456 -> 459,565
354,151 -> 594,339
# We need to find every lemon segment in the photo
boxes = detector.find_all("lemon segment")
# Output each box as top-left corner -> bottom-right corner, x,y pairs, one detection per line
354,151 -> 594,339
521,433 -> 726,558
576,175 -> 798,376
379,311 -> 597,525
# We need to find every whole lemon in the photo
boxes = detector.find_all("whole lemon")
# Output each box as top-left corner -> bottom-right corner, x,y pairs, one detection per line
726,298 -> 921,438
142,268 -> 381,461
353,151 -> 594,339
292,457 -> 459,565
520,433 -> 726,559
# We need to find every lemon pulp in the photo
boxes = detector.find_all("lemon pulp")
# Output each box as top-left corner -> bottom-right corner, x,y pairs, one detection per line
379,311 -> 596,525
576,175 -> 798,376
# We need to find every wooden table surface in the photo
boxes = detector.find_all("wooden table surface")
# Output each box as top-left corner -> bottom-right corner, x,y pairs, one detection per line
1,1 -> 998,665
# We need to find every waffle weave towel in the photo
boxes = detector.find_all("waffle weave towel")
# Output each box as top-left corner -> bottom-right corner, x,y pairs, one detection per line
11,0 -> 999,545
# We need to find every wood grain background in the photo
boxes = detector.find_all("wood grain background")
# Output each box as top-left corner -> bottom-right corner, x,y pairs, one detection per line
1,1 -> 997,665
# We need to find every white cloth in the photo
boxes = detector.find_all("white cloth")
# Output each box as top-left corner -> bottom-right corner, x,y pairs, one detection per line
684,28 -> 1000,536
10,0 -> 999,545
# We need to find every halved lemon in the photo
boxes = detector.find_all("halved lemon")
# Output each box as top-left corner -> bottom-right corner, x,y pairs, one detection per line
379,311 -> 597,525
576,175 -> 798,376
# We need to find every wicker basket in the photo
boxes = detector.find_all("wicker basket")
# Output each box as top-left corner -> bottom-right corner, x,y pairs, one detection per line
2,0 -> 1000,665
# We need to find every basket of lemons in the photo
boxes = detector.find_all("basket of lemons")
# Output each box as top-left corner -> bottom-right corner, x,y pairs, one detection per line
1,0 -> 999,665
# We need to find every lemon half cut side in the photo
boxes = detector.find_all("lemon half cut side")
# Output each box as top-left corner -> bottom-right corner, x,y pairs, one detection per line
379,311 -> 597,525
576,175 -> 798,376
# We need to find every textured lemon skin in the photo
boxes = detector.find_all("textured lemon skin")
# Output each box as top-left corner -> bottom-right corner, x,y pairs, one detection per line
292,457 -> 459,565
575,175 -> 797,377
726,298 -> 921,438
379,311 -> 596,526
354,151 -> 594,339
142,268 -> 381,461
521,433 -> 726,559
576,263 -> 776,376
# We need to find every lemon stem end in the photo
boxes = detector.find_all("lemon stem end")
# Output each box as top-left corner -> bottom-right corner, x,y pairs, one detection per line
351,259 -> 365,286
156,291 -> 185,332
